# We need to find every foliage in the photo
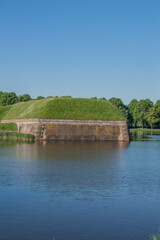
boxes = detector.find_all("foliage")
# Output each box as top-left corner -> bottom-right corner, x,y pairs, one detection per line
132,99 -> 153,128
99,97 -> 106,101
36,96 -> 45,100
60,96 -> 72,98
91,97 -> 97,99
0,98 -> 126,121
146,108 -> 160,129
18,94 -> 31,102
0,92 -> 18,106
1,89 -> 160,130
0,123 -> 17,131
109,97 -> 127,118
0,91 -> 3,99
128,99 -> 138,127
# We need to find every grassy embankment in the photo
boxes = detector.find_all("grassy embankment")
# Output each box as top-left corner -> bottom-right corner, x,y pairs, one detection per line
0,107 -> 35,141
0,132 -> 35,141
130,128 -> 160,133
0,98 -> 126,121
0,98 -> 125,141
0,122 -> 35,141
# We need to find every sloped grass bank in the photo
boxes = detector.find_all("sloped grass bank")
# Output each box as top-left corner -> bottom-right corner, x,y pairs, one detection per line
130,128 -> 160,132
0,132 -> 35,141
0,98 -> 125,121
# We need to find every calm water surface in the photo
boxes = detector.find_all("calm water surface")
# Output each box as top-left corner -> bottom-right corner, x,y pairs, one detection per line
0,133 -> 160,240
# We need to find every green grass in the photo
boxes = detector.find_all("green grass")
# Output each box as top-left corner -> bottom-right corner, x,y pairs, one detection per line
0,123 -> 18,131
130,128 -> 160,132
0,132 -> 35,140
0,98 -> 125,121
0,105 -> 12,120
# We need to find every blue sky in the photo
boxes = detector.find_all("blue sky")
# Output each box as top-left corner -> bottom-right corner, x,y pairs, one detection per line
0,0 -> 159,104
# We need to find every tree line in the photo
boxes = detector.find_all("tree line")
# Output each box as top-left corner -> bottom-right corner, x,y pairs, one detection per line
90,97 -> 160,129
0,92 -> 71,106
108,97 -> 160,129
0,91 -> 47,106
0,91 -> 160,129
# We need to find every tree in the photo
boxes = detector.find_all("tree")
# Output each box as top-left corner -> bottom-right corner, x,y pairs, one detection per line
99,97 -> 106,101
153,100 -> 160,128
133,99 -> 153,128
60,96 -> 72,98
47,96 -> 53,98
109,97 -> 127,118
0,91 -> 3,99
36,96 -> 45,100
0,92 -> 18,106
146,108 -> 160,129
128,99 -> 138,127
18,94 -> 31,102
91,97 -> 97,99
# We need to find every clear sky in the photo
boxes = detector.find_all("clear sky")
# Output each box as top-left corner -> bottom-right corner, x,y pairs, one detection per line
0,0 -> 159,104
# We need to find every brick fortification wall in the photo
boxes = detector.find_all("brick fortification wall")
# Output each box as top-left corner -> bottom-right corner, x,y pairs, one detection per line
1,119 -> 129,142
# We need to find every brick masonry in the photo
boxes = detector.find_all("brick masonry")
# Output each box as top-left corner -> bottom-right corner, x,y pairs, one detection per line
0,119 -> 130,141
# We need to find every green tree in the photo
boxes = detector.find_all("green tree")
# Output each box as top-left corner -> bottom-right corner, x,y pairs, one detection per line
133,99 -> 153,128
99,97 -> 106,101
109,97 -> 127,118
0,91 -> 3,99
0,92 -> 18,106
36,96 -> 45,100
18,94 -> 31,102
128,99 -> 138,127
60,96 -> 72,98
91,97 -> 97,99
146,108 -> 159,129
47,96 -> 53,98
153,100 -> 160,128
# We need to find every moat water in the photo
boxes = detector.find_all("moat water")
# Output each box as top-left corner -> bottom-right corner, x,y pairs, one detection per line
0,132 -> 160,240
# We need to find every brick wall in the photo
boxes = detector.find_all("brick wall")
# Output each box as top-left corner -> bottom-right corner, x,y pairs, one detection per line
0,119 -> 129,142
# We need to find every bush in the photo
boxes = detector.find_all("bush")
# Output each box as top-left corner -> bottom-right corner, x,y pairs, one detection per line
91,97 -> 97,99
37,96 -> 45,100
60,96 -> 72,98
0,92 -> 18,106
99,97 -> 107,101
18,94 -> 32,102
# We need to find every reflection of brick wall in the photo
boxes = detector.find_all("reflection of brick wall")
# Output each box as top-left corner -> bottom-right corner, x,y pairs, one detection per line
1,119 -> 129,141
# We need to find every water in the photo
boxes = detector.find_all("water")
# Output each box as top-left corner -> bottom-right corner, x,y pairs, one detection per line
0,133 -> 160,240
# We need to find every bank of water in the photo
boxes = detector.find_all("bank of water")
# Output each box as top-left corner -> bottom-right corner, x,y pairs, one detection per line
0,133 -> 160,240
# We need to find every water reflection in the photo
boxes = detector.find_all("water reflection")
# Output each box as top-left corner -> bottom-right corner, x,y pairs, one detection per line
1,137 -> 160,240
130,131 -> 160,141
0,141 -> 129,197
15,140 -> 129,160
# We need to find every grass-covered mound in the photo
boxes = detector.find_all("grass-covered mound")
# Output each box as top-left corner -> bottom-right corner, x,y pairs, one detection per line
0,98 -> 125,121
